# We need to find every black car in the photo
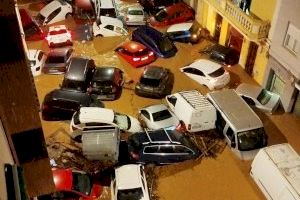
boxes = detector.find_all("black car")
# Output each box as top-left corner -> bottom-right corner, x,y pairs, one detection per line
41,89 -> 104,121
199,43 -> 240,66
88,67 -> 124,100
135,66 -> 174,98
139,0 -> 182,13
128,127 -> 200,165
132,25 -> 177,58
61,57 -> 96,92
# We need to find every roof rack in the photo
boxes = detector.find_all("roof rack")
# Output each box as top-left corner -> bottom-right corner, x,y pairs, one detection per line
179,90 -> 212,110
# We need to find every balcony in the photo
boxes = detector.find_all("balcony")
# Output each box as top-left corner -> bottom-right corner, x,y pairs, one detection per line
205,0 -> 270,41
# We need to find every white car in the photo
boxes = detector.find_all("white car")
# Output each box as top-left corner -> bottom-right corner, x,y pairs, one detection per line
138,104 -> 179,130
92,16 -> 128,37
124,6 -> 146,26
111,164 -> 150,200
46,25 -> 72,47
236,83 -> 281,113
27,49 -> 46,77
70,107 -> 143,141
180,59 -> 230,90
36,0 -> 72,26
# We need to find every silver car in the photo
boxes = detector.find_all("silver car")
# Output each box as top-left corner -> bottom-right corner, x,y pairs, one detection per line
235,83 -> 280,113
124,6 -> 146,26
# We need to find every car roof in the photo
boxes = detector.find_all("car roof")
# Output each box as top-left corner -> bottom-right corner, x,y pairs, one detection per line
209,44 -> 235,55
142,104 -> 169,114
143,66 -> 165,80
48,47 -> 72,57
65,57 -> 91,81
52,168 -> 73,191
184,59 -> 222,74
167,22 -> 193,33
122,41 -> 147,53
100,16 -> 123,27
100,0 -> 114,8
49,25 -> 67,32
40,0 -> 65,17
115,164 -> 142,189
236,83 -> 262,98
92,67 -> 119,81
131,128 -> 181,144
135,25 -> 163,41
46,89 -> 90,104
127,6 -> 144,12
78,107 -> 114,123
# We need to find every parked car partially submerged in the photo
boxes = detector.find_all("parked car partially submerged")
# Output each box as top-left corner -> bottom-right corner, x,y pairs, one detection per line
235,83 -> 281,113
199,43 -> 240,66
128,127 -> 200,164
46,25 -> 72,48
51,168 -> 102,200
135,66 -> 174,98
180,59 -> 230,90
41,89 -> 104,121
166,22 -> 202,44
115,41 -> 156,68
27,49 -> 46,77
36,0 -> 72,26
132,25 -> 177,58
139,0 -> 182,14
70,107 -> 143,142
124,6 -> 146,26
148,2 -> 195,27
138,104 -> 179,130
92,16 -> 128,37
43,47 -> 73,74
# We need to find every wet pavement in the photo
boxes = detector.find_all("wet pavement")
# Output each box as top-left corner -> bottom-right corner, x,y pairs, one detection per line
21,1 -> 300,199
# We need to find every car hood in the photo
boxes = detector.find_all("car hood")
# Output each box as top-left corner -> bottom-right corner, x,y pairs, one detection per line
127,115 -> 143,133
44,62 -> 66,68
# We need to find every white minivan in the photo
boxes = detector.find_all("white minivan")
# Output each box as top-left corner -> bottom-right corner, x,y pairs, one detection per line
165,90 -> 216,133
251,143 -> 300,200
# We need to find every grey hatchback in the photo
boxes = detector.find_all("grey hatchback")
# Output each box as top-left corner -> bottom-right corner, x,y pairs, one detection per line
43,47 -> 73,74
128,127 -> 200,165
135,66 -> 174,98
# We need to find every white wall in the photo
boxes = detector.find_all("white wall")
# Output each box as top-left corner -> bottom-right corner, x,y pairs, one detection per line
0,120 -> 14,200
269,0 -> 300,79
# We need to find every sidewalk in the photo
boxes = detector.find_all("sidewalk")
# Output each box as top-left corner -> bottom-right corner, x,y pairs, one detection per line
227,64 -> 300,153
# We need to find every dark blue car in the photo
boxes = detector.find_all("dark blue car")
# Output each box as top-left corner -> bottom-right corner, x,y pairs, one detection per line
128,127 -> 200,165
131,25 -> 177,58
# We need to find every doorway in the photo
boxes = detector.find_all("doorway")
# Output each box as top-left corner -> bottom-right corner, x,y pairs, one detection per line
270,73 -> 285,95
227,26 -> 243,53
245,41 -> 258,75
214,14 -> 222,42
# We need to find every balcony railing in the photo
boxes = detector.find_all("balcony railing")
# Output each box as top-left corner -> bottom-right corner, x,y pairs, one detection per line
205,0 -> 270,40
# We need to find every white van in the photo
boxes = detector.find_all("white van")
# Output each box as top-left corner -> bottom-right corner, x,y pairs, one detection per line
165,90 -> 216,132
207,89 -> 268,160
250,143 -> 300,200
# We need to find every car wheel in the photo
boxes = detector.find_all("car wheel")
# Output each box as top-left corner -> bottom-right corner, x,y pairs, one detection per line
74,135 -> 82,143
96,34 -> 103,37
65,13 -> 72,20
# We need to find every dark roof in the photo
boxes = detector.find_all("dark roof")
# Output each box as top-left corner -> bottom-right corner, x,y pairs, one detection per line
48,47 -> 72,57
210,44 -> 235,55
64,57 -> 91,81
92,67 -> 118,81
44,89 -> 91,105
135,25 -> 163,41
143,66 -> 165,79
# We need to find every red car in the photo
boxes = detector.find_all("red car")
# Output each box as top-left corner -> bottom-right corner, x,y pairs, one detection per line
149,2 -> 195,27
115,41 -> 156,68
52,168 -> 102,200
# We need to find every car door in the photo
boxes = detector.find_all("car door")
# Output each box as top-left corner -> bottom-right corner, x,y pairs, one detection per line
174,145 -> 195,161
181,67 -> 206,86
143,145 -> 159,163
102,24 -> 115,36
139,109 -> 152,128
114,26 -> 128,35
158,145 -> 176,163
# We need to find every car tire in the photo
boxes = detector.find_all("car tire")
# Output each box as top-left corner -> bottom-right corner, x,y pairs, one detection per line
74,135 -> 82,143
96,34 -> 103,37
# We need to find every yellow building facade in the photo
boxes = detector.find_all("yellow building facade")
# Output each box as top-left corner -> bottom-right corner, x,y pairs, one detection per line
196,0 -> 276,85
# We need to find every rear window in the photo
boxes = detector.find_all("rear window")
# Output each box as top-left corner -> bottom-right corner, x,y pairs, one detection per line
49,29 -> 67,35
158,37 -> 174,52
208,67 -> 225,77
128,10 -> 143,15
152,109 -> 172,121
46,55 -> 65,63
140,77 -> 160,87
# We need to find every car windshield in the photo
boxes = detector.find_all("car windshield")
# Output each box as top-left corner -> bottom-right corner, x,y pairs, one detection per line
158,37 -> 174,52
46,55 -> 65,63
73,111 -> 80,125
237,128 -> 266,151
49,29 -> 67,35
140,77 -> 160,87
167,129 -> 198,152
152,109 -> 172,121
114,113 -> 130,130
62,79 -> 86,92
72,172 -> 92,195
257,89 -> 272,105
208,67 -> 225,78
128,10 -> 143,15
117,187 -> 143,200
154,10 -> 168,22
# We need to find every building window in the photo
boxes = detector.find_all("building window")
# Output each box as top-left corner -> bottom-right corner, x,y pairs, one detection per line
284,23 -> 300,55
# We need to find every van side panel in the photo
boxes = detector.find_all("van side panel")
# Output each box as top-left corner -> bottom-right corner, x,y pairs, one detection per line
189,109 -> 216,131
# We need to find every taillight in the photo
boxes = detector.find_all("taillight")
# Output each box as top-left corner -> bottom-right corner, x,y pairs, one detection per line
188,124 -> 191,130
149,51 -> 154,56
133,57 -> 140,61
